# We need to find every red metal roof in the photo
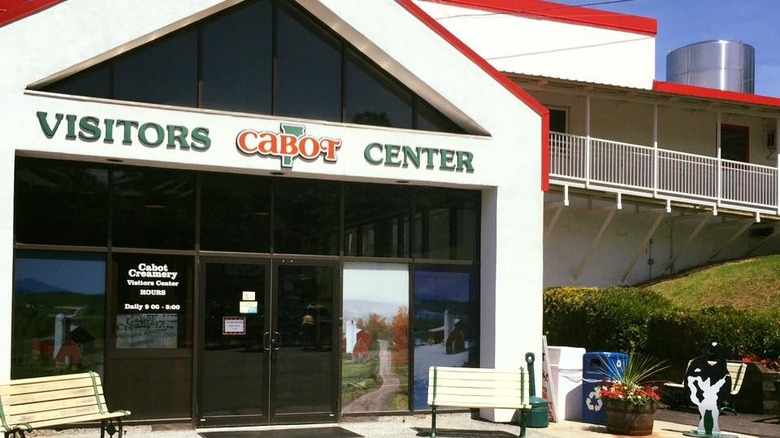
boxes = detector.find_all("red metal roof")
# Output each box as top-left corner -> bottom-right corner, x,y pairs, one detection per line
0,0 -> 64,27
418,0 -> 657,35
654,81 -> 780,109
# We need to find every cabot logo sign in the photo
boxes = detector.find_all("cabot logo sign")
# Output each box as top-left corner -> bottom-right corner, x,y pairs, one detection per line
236,123 -> 342,169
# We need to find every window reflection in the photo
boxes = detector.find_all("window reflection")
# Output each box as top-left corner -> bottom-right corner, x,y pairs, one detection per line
274,179 -> 340,255
275,3 -> 341,121
12,251 -> 106,379
15,158 -> 108,246
202,0 -> 273,113
344,184 -> 412,257
412,265 -> 478,410
43,64 -> 110,99
200,173 -> 271,252
114,29 -> 198,107
111,168 -> 195,249
38,1 -> 463,133
413,188 -> 479,260
346,49 -> 413,128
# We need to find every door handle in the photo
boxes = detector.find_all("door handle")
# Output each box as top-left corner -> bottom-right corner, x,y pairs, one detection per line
271,332 -> 282,351
262,331 -> 272,352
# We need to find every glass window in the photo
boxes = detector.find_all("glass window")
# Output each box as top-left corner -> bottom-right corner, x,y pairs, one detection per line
275,3 -> 342,122
342,263 -> 409,412
113,254 -> 192,349
200,172 -> 271,252
273,179 -> 340,255
43,64 -> 110,99
550,108 -> 568,133
721,124 -> 749,162
412,265 -> 478,410
111,168 -> 195,249
37,2 -> 464,134
15,158 -> 108,246
416,100 -> 464,134
344,183 -> 411,257
345,49 -> 413,129
201,1 -> 273,114
12,251 -> 106,379
413,188 -> 480,260
113,29 -> 198,107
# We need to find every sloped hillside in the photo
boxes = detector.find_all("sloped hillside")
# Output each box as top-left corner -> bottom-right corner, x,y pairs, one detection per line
645,254 -> 780,311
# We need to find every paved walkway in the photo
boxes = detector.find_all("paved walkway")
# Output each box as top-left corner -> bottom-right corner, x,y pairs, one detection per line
21,409 -> 780,438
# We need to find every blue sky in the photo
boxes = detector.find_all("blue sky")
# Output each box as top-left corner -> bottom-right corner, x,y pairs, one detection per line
554,0 -> 780,97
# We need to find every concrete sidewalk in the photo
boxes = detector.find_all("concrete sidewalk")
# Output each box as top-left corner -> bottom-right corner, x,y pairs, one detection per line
25,411 -> 764,438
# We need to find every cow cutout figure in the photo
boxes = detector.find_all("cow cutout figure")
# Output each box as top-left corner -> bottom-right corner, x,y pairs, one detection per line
682,342 -> 737,438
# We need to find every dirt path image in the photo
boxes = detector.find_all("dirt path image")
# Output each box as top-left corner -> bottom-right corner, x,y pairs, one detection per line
343,340 -> 400,412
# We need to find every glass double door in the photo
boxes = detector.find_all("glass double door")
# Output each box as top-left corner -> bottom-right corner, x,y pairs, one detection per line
198,258 -> 338,426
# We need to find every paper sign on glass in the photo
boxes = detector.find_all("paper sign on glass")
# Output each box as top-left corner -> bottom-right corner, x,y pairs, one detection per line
242,291 -> 256,301
240,301 -> 258,314
223,317 -> 246,335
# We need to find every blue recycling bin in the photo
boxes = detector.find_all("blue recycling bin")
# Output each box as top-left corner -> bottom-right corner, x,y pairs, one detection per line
581,351 -> 628,425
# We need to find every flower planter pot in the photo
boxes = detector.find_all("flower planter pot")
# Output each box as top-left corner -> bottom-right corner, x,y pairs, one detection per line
604,398 -> 655,436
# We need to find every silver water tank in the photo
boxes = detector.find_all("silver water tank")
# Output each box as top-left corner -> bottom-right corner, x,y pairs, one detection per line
666,40 -> 755,93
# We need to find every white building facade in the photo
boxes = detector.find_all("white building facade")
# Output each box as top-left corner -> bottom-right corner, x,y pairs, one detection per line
423,0 -> 780,287
3,0 -> 780,429
0,0 -> 545,426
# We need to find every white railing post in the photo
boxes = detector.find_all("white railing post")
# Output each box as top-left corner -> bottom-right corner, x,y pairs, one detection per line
716,113 -> 722,207
776,157 -> 780,215
586,95 -> 591,188
653,104 -> 659,197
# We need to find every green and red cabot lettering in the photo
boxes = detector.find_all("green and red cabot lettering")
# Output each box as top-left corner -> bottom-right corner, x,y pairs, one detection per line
236,123 -> 341,168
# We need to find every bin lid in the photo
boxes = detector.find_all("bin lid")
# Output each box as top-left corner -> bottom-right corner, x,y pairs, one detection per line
548,346 -> 586,369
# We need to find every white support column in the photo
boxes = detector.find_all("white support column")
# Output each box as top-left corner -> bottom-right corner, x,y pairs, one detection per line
480,185 -> 544,422
0,147 -> 13,381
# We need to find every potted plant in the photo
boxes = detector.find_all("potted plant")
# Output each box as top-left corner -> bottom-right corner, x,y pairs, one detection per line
596,351 -> 668,436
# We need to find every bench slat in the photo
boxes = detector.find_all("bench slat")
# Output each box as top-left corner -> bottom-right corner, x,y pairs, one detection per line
427,365 -> 532,438
4,387 -> 102,406
12,411 -> 128,431
4,395 -> 100,416
0,372 -> 130,436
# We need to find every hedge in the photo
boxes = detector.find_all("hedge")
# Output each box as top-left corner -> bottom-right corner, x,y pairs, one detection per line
544,287 -> 780,372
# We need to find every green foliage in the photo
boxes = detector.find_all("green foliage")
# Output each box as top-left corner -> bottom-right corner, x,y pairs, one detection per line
545,282 -> 780,371
544,287 -> 673,352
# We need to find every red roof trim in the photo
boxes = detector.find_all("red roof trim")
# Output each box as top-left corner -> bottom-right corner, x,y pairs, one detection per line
0,0 -> 64,27
421,0 -> 656,36
653,81 -> 780,108
397,0 -> 550,191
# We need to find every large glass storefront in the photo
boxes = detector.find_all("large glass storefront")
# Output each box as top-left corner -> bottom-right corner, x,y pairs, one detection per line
12,157 -> 480,423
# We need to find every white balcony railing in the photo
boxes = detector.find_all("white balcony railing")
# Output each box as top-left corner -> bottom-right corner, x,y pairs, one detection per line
549,132 -> 780,215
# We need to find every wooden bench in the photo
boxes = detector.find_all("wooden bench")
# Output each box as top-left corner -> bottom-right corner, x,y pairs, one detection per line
665,360 -> 746,414
0,371 -> 131,438
427,366 -> 532,438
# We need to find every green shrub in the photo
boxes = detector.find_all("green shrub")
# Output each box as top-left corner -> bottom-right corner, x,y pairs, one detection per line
544,287 -> 673,352
545,286 -> 780,370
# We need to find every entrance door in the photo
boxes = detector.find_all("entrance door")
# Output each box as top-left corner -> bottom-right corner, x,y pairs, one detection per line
198,259 -> 338,426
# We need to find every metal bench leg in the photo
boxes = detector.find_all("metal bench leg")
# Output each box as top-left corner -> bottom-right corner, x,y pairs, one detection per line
430,405 -> 437,438
518,409 -> 528,438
